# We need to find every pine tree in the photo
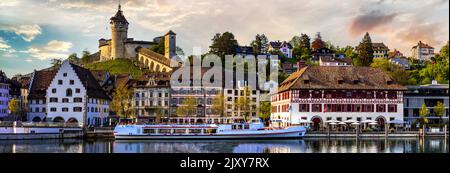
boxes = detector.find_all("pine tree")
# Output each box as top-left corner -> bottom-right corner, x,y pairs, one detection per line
355,32 -> 374,66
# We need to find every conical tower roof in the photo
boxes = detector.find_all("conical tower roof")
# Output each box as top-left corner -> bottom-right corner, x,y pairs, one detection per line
110,3 -> 128,24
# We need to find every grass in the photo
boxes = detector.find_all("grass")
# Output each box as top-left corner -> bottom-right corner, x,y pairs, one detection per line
84,59 -> 147,78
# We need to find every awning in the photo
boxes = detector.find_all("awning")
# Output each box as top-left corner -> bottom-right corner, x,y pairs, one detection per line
361,120 -> 376,123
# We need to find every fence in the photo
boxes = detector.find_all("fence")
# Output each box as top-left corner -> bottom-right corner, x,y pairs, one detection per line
0,121 -> 82,128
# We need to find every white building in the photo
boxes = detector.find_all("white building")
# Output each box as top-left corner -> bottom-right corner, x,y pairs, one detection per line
271,66 -> 406,130
224,80 -> 261,120
269,41 -> 293,58
412,41 -> 435,61
45,61 -> 111,126
27,69 -> 57,122
0,71 -> 9,119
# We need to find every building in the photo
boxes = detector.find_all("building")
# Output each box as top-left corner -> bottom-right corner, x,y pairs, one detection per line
235,46 -> 254,55
224,80 -> 262,122
389,58 -> 411,70
372,43 -> 389,58
412,41 -> 434,61
319,56 -> 352,66
271,66 -> 406,129
312,47 -> 335,61
130,72 -> 171,124
27,69 -> 57,122
45,61 -> 111,126
268,41 -> 293,58
403,80 -> 449,124
97,3 -> 175,72
0,71 -> 9,119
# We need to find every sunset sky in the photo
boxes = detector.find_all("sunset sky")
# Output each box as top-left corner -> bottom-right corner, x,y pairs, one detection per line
1,0 -> 449,77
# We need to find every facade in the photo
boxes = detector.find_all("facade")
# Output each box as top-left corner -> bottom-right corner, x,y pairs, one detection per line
312,47 -> 335,61
130,72 -> 171,124
45,61 -> 111,126
319,56 -> 352,66
412,41 -> 434,61
269,41 -> 293,58
0,71 -> 9,119
27,69 -> 57,122
224,81 -> 261,120
271,66 -> 406,129
98,3 -> 176,72
403,80 -> 449,124
372,43 -> 389,58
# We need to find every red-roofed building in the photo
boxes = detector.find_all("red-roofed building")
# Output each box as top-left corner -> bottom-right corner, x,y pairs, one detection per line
412,41 -> 435,61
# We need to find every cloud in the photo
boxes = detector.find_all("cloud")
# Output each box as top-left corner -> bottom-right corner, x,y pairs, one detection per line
0,0 -> 21,7
25,40 -> 73,60
0,37 -> 11,50
0,24 -> 42,42
349,10 -> 397,36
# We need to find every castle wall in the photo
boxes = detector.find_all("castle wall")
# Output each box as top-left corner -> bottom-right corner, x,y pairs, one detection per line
100,45 -> 111,61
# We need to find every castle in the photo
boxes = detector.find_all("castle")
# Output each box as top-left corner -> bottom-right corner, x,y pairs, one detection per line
98,4 -> 175,72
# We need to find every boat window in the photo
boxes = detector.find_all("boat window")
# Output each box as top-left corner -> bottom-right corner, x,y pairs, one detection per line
158,129 -> 171,134
232,125 -> 236,130
174,129 -> 186,134
143,129 -> 156,134
244,124 -> 250,129
188,129 -> 202,134
204,129 -> 217,134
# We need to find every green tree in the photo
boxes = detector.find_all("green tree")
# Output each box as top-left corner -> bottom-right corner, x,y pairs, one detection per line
212,92 -> 225,116
250,34 -> 269,54
110,86 -> 135,119
154,107 -> 165,124
151,39 -> 165,54
209,32 -> 239,58
434,101 -> 445,127
176,97 -> 197,117
67,53 -> 80,64
80,50 -> 91,65
50,58 -> 62,67
419,103 -> 429,126
236,86 -> 254,122
259,101 -> 271,126
355,32 -> 374,66
8,99 -> 19,120
370,58 -> 411,85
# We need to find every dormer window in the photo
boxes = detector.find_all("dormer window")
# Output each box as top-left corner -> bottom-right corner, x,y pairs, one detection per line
303,80 -> 309,84
353,80 -> 359,84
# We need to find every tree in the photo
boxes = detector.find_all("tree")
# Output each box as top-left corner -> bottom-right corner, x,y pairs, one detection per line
8,99 -> 19,120
176,97 -> 197,117
212,92 -> 225,116
419,103 -> 429,127
434,101 -> 445,127
80,50 -> 91,65
250,34 -> 269,54
354,32 -> 374,66
67,53 -> 79,64
151,39 -> 165,54
50,58 -> 62,67
236,86 -> 253,122
110,86 -> 135,120
311,32 -> 325,51
370,58 -> 411,85
259,101 -> 271,126
154,107 -> 165,124
209,32 -> 239,58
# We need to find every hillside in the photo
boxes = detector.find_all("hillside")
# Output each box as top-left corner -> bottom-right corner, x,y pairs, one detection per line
84,59 -> 148,78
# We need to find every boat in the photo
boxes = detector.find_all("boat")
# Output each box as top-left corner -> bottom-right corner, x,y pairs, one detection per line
113,119 -> 307,140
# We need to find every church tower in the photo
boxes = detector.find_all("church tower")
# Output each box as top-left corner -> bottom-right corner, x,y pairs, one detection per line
110,3 -> 128,59
164,30 -> 176,59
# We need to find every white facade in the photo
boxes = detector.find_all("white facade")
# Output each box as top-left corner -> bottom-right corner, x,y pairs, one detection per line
224,86 -> 261,118
0,83 -> 9,118
27,99 -> 46,122
412,41 -> 435,61
134,87 -> 171,120
45,61 -> 109,126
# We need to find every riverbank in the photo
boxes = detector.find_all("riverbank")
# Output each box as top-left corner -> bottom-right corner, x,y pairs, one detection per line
304,131 -> 448,138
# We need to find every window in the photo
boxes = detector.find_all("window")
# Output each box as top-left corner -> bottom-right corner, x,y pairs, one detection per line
62,107 -> 69,112
50,108 -> 57,112
50,98 -> 58,102
376,104 -> 386,112
52,88 -> 57,93
299,104 -> 309,112
63,73 -> 67,77
73,107 -> 82,112
76,88 -> 80,93
74,97 -> 82,102
312,104 -> 322,112
42,108 -> 46,112
70,80 -> 74,85
58,80 -> 63,85
66,88 -> 73,97
228,90 -> 233,94
165,93 -> 168,97
62,98 -> 69,103
388,104 -> 397,112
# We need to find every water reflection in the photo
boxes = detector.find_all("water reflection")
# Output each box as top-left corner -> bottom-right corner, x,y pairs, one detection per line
0,138 -> 448,153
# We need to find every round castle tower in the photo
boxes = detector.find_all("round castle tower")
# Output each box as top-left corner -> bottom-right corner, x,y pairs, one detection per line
110,4 -> 128,59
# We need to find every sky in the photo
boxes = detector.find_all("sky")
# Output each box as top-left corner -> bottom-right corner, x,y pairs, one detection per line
0,0 -> 449,77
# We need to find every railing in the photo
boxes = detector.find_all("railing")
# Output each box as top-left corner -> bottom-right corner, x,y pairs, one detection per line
0,121 -> 82,128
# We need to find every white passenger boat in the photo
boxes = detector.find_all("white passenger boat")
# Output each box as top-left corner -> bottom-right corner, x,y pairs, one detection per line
114,119 -> 306,140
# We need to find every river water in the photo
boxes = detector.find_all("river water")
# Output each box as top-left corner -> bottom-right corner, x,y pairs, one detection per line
0,138 -> 448,153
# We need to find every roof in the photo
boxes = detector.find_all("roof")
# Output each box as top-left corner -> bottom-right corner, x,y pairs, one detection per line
90,70 -> 109,83
413,41 -> 434,49
137,47 -> 171,66
0,71 -> 8,84
89,52 -> 100,62
165,30 -> 176,36
130,72 -> 171,88
110,6 -> 128,24
278,66 -> 407,92
372,43 -> 389,51
388,49 -> 404,59
235,46 -> 254,54
269,41 -> 292,49
28,70 -> 57,100
69,63 -> 111,100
